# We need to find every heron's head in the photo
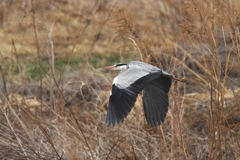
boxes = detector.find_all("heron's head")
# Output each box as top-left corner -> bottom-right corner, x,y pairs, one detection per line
104,63 -> 127,71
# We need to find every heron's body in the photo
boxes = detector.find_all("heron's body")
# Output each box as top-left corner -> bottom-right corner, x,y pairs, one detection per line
105,61 -> 173,126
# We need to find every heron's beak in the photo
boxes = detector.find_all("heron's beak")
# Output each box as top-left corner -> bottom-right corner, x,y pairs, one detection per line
103,65 -> 116,70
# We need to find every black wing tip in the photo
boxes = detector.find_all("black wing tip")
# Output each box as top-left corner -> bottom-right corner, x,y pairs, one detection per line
146,117 -> 165,126
105,104 -> 130,127
106,117 -> 165,127
105,118 -> 124,127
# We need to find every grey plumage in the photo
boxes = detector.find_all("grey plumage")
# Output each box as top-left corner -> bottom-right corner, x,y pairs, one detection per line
105,61 -> 173,126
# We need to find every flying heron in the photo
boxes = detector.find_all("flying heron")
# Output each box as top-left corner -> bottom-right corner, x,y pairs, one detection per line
104,61 -> 174,126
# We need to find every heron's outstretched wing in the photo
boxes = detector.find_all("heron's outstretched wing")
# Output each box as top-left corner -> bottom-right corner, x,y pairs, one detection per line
142,76 -> 172,126
106,66 -> 162,126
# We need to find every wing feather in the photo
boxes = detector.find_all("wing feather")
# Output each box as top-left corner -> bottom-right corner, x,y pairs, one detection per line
142,76 -> 172,126
146,96 -> 159,126
106,72 -> 162,126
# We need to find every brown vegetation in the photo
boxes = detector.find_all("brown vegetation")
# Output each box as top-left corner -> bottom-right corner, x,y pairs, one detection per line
0,0 -> 240,159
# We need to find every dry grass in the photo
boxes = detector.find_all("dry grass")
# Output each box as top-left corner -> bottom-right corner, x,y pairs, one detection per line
0,0 -> 240,159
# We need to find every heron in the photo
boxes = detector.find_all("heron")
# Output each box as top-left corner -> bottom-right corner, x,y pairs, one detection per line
104,61 -> 174,126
